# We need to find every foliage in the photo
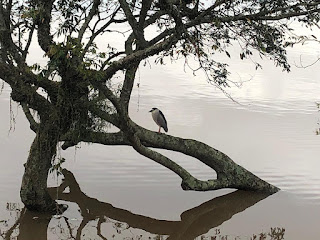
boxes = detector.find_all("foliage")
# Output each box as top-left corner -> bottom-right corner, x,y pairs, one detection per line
0,0 -> 319,206
49,157 -> 66,176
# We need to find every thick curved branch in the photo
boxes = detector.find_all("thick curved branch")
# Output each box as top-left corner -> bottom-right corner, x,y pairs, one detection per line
85,112 -> 278,192
132,123 -> 278,192
0,63 -> 53,115
60,131 -> 128,150
128,133 -> 197,183
63,112 -> 278,192
32,0 -> 55,53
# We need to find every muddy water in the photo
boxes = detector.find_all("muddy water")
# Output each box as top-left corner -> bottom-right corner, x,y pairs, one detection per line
1,41 -> 320,239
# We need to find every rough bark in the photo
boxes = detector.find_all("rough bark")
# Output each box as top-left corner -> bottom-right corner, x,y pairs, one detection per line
1,0 -> 318,213
64,119 -> 279,193
20,121 -> 59,212
134,124 -> 279,193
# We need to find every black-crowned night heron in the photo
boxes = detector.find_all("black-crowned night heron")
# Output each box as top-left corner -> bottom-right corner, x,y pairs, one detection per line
149,107 -> 168,133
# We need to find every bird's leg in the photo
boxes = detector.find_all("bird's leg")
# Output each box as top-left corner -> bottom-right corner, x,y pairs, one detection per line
158,127 -> 161,133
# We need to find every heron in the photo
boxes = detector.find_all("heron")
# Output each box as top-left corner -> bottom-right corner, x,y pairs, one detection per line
149,108 -> 168,133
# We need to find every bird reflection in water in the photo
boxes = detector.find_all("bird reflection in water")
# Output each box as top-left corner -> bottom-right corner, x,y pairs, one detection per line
2,169 -> 283,240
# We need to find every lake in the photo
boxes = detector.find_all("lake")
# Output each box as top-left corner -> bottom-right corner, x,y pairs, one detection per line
1,36 -> 320,239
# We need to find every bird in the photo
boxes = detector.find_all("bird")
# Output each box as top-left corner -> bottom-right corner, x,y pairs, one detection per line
149,108 -> 168,133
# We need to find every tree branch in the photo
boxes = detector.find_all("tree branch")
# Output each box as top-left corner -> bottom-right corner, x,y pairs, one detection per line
0,3 -> 23,65
21,103 -> 39,132
62,114 -> 278,192
119,63 -> 139,112
132,123 -> 278,192
89,78 -> 120,111
108,0 -> 318,78
103,34 -> 179,80
22,23 -> 36,61
81,6 -> 121,59
119,0 -> 147,47
78,0 -> 101,42
138,0 -> 153,30
130,132 -> 229,191
0,63 -> 53,115
129,132 -> 196,182
60,131 -> 128,150
32,0 -> 55,53
87,103 -> 120,127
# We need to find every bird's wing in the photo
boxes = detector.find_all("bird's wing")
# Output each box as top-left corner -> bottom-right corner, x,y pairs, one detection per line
158,110 -> 167,126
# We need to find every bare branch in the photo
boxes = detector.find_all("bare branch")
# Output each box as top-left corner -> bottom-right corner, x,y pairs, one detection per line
81,6 -> 121,58
119,0 -> 147,47
103,34 -> 179,79
100,51 -> 126,70
78,0 -> 101,42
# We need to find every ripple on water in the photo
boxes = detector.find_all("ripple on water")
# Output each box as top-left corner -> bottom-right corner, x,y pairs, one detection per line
255,170 -> 320,204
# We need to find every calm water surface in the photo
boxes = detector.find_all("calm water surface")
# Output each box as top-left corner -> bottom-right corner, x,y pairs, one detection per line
1,40 -> 320,239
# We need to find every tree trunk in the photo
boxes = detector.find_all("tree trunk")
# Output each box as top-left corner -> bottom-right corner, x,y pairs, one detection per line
20,122 -> 59,212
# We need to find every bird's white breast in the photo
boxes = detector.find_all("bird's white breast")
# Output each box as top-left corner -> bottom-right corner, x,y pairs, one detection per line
152,109 -> 160,126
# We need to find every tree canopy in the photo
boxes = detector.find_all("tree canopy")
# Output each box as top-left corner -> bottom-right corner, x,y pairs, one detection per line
0,0 -> 319,212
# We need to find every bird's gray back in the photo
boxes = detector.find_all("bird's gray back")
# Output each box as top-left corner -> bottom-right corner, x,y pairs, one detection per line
158,109 -> 168,132
152,109 -> 168,132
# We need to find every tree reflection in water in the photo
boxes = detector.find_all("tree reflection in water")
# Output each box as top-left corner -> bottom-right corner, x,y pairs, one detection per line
2,169 -> 284,240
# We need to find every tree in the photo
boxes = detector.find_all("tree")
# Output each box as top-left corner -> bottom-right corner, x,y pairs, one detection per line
0,0 -> 319,212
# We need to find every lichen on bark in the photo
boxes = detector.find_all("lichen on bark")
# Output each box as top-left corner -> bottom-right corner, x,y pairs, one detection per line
1,0 -> 319,212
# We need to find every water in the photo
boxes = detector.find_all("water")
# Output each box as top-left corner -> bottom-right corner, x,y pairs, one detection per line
1,40 -> 320,239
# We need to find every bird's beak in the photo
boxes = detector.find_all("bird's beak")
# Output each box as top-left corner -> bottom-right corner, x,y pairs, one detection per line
149,109 -> 152,112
